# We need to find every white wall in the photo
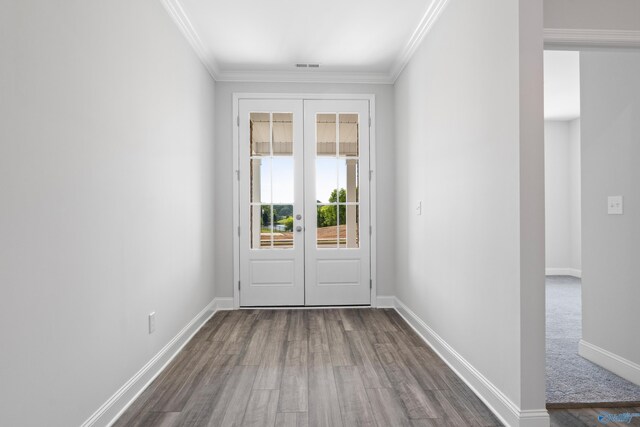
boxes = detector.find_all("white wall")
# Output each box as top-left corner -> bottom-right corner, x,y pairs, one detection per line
394,0 -> 546,424
544,0 -> 640,31
569,119 -> 582,272
214,82 -> 395,299
0,2 -> 216,426
544,119 -> 581,276
580,50 -> 640,381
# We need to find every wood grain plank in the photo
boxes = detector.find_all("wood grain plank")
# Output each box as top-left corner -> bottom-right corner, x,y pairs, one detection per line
374,343 -> 437,419
326,319 -> 354,366
241,319 -> 271,365
287,310 -> 308,341
275,412 -> 309,427
217,365 -> 259,427
346,330 -> 392,389
279,340 -> 308,412
150,341 -> 214,412
308,310 -> 330,354
134,411 -> 181,427
334,365 -> 377,426
308,349 -> 343,427
366,387 -> 412,427
339,308 -> 366,331
242,389 -> 280,427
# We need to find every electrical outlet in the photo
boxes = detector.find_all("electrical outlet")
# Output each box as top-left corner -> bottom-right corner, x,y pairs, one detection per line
148,312 -> 156,334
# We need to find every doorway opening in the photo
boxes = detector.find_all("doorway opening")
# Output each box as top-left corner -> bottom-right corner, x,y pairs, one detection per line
544,50 -> 640,409
233,95 -> 376,308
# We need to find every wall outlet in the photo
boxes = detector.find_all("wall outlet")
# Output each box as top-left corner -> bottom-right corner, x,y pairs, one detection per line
608,196 -> 623,215
148,312 -> 156,334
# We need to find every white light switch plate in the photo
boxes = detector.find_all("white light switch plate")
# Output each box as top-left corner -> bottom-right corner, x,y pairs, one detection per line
416,201 -> 422,216
608,196 -> 623,215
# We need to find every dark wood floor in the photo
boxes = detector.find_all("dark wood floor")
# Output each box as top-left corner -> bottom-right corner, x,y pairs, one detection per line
115,308 -> 503,426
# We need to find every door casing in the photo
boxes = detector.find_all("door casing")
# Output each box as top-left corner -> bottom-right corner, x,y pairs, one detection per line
232,93 -> 377,308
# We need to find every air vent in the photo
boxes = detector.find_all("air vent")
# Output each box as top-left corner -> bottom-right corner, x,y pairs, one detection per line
295,63 -> 320,68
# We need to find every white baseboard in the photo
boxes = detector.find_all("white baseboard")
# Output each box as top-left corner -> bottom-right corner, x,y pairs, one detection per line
81,297 -> 221,427
213,297 -> 234,311
579,339 -> 640,387
376,295 -> 396,308
394,298 -> 549,427
546,268 -> 581,278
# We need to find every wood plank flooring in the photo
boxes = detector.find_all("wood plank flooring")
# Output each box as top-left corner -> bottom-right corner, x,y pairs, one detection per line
549,407 -> 640,426
114,309 -> 502,427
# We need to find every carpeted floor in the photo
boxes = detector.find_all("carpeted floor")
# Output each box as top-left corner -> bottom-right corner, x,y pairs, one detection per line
546,275 -> 640,407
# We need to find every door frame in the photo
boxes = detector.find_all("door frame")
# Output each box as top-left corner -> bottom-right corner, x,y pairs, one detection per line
232,93 -> 377,309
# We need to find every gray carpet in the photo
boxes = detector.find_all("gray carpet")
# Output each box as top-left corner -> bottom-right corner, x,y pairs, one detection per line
546,275 -> 640,407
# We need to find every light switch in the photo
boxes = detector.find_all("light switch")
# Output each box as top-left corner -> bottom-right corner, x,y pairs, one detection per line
608,196 -> 623,215
416,201 -> 422,216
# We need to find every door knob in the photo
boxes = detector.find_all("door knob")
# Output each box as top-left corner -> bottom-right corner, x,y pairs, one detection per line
295,226 -> 303,232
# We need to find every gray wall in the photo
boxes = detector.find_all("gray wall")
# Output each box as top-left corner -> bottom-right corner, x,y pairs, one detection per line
394,0 -> 545,413
581,50 -> 640,369
214,82 -> 395,299
544,0 -> 640,30
0,2 -> 216,426
545,119 -> 581,275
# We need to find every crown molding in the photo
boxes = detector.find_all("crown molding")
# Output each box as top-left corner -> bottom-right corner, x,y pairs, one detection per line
388,0 -> 452,83
544,28 -> 640,48
215,70 -> 393,85
159,0 -> 220,79
159,0 -> 452,84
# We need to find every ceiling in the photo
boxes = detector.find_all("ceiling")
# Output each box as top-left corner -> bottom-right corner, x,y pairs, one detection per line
162,0 -> 450,83
544,50 -> 580,121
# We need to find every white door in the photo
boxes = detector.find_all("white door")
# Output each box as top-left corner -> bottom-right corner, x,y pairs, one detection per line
239,98 -> 371,306
304,100 -> 371,305
239,99 -> 305,306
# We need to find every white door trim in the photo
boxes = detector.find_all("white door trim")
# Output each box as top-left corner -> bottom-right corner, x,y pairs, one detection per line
232,93 -> 377,308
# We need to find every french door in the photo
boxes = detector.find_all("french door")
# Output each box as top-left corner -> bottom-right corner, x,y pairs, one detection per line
238,98 -> 371,306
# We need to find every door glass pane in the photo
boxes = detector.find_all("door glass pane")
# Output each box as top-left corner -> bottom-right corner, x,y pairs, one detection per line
273,204 -> 294,249
317,204 -> 337,248
339,204 -> 359,248
251,204 -> 272,249
251,158 -> 271,204
272,113 -> 293,155
317,113 -> 336,156
339,114 -> 359,157
338,159 -> 359,203
250,112 -> 270,156
272,157 -> 293,204
316,158 -> 337,204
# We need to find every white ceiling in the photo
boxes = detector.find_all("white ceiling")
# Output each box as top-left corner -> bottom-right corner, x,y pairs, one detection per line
544,50 -> 580,121
163,0 -> 450,83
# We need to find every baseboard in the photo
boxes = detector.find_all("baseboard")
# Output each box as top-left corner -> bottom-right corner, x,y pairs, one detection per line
546,268 -> 581,278
394,298 -> 549,427
81,297 -> 220,427
376,295 -> 396,308
579,339 -> 640,387
213,297 -> 234,311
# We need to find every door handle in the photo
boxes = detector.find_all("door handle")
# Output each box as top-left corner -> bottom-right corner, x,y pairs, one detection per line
295,226 -> 303,232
